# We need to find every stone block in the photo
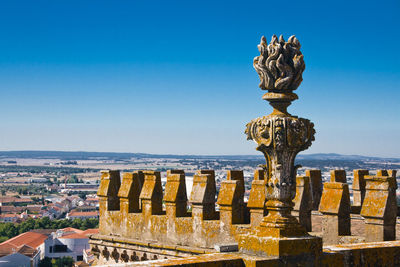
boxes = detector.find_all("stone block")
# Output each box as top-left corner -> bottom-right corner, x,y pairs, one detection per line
305,169 -> 322,211
214,243 -> 239,252
360,175 -> 397,242
196,170 -> 217,200
164,170 -> 187,217
319,182 -> 351,244
118,171 -> 143,213
190,173 -> 216,220
247,169 -> 267,227
293,176 -> 313,232
217,170 -> 245,225
139,171 -> 163,216
330,170 -> 346,183
98,170 -> 121,211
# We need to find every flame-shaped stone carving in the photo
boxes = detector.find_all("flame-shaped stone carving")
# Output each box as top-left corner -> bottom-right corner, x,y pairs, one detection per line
244,34 -> 315,238
254,35 -> 305,92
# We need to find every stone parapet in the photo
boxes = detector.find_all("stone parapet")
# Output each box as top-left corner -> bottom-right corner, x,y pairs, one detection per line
92,167 -> 399,265
90,240 -> 400,266
95,169 -> 254,260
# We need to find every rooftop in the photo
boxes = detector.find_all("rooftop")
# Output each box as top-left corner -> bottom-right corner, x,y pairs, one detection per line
1,231 -> 49,249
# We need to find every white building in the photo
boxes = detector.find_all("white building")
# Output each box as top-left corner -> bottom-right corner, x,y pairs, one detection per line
40,228 -> 98,262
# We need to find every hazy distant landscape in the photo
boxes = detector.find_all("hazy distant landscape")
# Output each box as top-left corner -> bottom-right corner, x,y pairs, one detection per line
1,150 -> 399,192
1,150 -> 399,171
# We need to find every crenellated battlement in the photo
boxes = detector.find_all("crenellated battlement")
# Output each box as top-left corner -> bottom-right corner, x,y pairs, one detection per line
90,167 -> 399,265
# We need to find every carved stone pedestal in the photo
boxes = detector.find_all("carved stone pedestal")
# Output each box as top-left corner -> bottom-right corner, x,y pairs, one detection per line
239,34 -> 322,265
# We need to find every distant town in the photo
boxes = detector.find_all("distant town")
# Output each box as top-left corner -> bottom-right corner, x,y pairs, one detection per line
0,151 -> 399,218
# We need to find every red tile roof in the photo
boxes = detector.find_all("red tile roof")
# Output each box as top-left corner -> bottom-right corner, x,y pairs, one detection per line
60,233 -> 88,239
60,228 -> 98,239
82,229 -> 99,235
0,231 -> 49,255
15,244 -> 38,257
60,227 -> 83,233
0,197 -> 33,204
0,243 -> 38,257
0,206 -> 23,213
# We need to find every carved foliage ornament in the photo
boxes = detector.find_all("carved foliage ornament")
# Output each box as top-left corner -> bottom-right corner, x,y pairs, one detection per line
254,35 -> 305,92
245,116 -> 315,152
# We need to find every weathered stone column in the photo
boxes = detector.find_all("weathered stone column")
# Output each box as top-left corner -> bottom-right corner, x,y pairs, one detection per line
239,35 -> 322,264
319,182 -> 351,244
352,170 -> 369,207
98,170 -> 121,211
305,169 -> 322,210
189,172 -> 217,247
139,171 -> 163,216
118,171 -> 143,213
247,169 -> 267,227
97,170 -> 121,234
217,170 -> 245,226
164,170 -> 187,244
189,172 -> 216,220
293,176 -> 312,232
360,175 -> 397,242
164,170 -> 187,218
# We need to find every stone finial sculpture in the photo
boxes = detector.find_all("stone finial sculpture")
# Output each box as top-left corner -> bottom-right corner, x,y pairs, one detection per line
245,35 -> 315,237
254,35 -> 305,92
240,35 -> 321,261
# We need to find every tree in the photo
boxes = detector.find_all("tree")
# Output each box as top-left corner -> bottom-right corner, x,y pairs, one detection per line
4,223 -> 18,238
39,216 -> 51,229
19,218 -> 35,234
38,257 -> 52,267
54,256 -> 74,267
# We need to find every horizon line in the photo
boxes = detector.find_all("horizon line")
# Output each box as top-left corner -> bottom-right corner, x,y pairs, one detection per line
0,150 -> 399,160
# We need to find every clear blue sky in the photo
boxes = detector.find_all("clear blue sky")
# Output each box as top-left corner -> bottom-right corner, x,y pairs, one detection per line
0,1 -> 399,157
